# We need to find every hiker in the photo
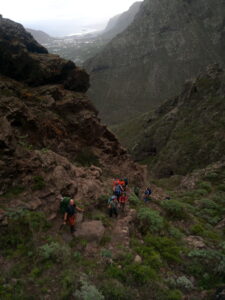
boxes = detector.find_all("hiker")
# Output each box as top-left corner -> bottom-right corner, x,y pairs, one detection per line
108,195 -> 118,218
113,178 -> 120,187
113,181 -> 124,200
144,187 -> 152,203
124,178 -> 128,189
119,192 -> 128,212
63,199 -> 83,234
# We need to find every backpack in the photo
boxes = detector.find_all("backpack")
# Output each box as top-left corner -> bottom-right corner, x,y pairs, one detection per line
124,178 -> 128,186
59,197 -> 70,214
145,188 -> 152,196
114,185 -> 122,196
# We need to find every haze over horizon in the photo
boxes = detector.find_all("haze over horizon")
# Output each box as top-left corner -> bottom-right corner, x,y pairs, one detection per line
1,0 -> 141,36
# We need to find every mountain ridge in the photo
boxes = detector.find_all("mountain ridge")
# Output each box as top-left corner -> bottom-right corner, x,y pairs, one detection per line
85,0 -> 225,125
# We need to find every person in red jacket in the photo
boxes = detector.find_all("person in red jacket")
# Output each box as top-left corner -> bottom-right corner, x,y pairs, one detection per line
119,192 -> 128,212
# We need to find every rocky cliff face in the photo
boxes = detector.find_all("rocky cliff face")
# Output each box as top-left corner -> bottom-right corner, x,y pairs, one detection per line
85,0 -> 225,125
132,64 -> 225,177
0,17 -> 143,220
102,2 -> 142,41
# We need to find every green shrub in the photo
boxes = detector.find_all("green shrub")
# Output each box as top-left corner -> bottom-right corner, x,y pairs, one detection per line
137,208 -> 164,233
168,226 -> 184,240
144,235 -> 182,263
204,172 -> 219,181
188,249 -> 225,287
124,263 -> 157,286
176,276 -> 194,290
161,200 -> 186,219
199,199 -> 219,210
100,279 -> 129,300
196,181 -> 212,193
135,246 -> 163,268
60,270 -> 78,299
129,192 -> 140,207
194,189 -> 209,196
38,241 -> 70,263
74,276 -> 104,300
1,210 -> 48,253
167,289 -> 183,300
217,184 -> 225,192
106,265 -> 125,282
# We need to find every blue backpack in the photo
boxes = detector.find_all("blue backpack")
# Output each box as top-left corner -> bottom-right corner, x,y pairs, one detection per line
115,185 -> 122,196
145,188 -> 152,196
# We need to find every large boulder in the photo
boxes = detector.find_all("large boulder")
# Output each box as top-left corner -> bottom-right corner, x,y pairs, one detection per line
75,220 -> 105,241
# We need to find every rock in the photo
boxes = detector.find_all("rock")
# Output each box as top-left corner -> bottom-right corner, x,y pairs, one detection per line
47,213 -> 57,221
27,198 -> 42,210
75,220 -> 105,241
216,218 -> 225,230
134,255 -> 142,263
184,236 -> 206,249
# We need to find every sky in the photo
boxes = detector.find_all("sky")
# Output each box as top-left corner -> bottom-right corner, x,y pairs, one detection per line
1,0 -> 140,36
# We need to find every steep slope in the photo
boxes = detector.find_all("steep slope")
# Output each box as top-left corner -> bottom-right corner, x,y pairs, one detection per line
26,28 -> 54,44
85,0 -> 225,125
102,2 -> 142,40
132,64 -> 225,177
1,17 -> 225,300
0,16 -> 143,221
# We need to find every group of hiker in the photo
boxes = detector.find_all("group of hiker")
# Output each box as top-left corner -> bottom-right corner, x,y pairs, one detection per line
108,178 -> 128,218
60,177 -> 152,234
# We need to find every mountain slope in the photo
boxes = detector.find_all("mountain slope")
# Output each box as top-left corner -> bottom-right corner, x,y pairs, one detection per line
102,2 -> 142,40
26,28 -> 54,44
132,64 -> 225,177
85,0 -> 225,125
0,16 -> 144,220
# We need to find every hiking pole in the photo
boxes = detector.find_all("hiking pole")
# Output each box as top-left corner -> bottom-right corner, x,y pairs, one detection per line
59,222 -> 66,231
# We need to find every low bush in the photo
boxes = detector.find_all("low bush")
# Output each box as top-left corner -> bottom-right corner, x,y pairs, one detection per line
124,263 -> 157,286
168,226 -> 184,240
176,276 -> 194,290
129,192 -> 141,207
199,198 -> 219,210
135,245 -> 163,268
1,210 -> 48,253
187,249 -> 225,288
38,241 -> 71,263
196,181 -> 212,193
161,200 -> 187,219
144,234 -> 182,264
217,184 -> 225,192
166,289 -> 183,300
100,279 -> 129,300
137,208 -> 164,234
74,276 -> 104,300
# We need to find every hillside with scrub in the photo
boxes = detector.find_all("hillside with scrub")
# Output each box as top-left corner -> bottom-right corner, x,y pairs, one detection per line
0,16 -> 225,300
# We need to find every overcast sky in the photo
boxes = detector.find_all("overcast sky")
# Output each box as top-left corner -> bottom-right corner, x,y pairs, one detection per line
1,0 -> 140,36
